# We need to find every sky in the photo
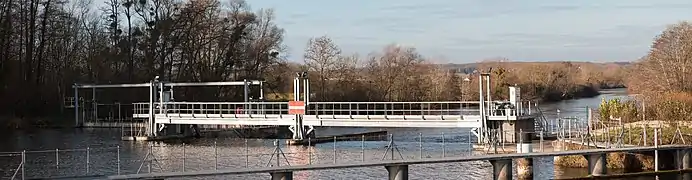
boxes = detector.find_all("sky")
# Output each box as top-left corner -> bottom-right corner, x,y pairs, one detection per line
246,0 -> 692,63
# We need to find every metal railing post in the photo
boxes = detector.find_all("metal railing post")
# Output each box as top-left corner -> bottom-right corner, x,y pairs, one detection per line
182,143 -> 186,172
214,141 -> 218,170
117,146 -> 121,175
519,129 -> 523,153
309,137 -> 313,164
419,133 -> 423,159
86,147 -> 90,175
275,140 -> 280,167
333,136 -> 337,164
442,132 -> 446,157
540,131 -> 544,152
568,118 -> 572,138
245,139 -> 249,168
22,150 -> 26,180
361,135 -> 365,162
655,128 -> 659,172
55,149 -> 59,169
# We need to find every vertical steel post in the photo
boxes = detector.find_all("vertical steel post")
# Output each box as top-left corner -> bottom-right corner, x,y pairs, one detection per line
170,85 -> 174,101
159,81 -> 164,115
214,141 -> 218,170
148,81 -> 155,137
259,81 -> 264,100
361,135 -> 365,162
243,79 -> 249,103
183,143 -> 186,172
22,150 -> 25,180
333,136 -> 337,164
275,140 -> 280,167
292,76 -> 302,140
304,78 -> 310,105
569,118 -> 573,138
74,84 -> 79,127
55,149 -> 59,169
655,128 -> 659,172
478,74 -> 485,144
86,147 -> 90,174
643,125 -> 648,146
245,139 -> 249,168
540,131 -> 544,152
117,146 -> 121,175
92,87 -> 97,123
442,133 -> 446,157
419,133 -> 423,159
485,74 -> 491,114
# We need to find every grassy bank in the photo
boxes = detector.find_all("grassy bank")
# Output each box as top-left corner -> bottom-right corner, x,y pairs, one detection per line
593,122 -> 692,146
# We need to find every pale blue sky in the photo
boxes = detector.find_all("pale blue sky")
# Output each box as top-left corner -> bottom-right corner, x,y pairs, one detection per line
247,0 -> 692,63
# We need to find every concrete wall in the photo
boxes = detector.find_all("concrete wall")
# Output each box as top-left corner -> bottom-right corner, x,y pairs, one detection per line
497,117 -> 536,143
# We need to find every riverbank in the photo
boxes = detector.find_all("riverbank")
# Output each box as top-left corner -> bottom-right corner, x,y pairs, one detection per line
553,140 -> 678,171
554,120 -> 692,171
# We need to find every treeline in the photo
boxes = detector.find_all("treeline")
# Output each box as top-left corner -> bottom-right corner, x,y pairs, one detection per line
0,0 -> 626,121
471,61 -> 626,102
282,36 -> 626,103
604,21 -> 692,123
0,0 -> 286,118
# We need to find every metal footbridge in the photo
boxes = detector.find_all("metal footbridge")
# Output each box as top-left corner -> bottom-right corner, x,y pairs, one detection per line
70,73 -> 546,141
133,101 -> 536,128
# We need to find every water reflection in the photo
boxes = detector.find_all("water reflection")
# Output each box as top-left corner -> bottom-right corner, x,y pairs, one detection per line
1,88 -> 656,179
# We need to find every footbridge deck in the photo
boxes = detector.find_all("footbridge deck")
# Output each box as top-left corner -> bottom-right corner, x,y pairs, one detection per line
108,145 -> 692,180
133,101 -> 539,128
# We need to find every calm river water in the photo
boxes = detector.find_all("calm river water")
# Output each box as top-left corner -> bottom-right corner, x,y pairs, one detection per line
2,88 -> 663,180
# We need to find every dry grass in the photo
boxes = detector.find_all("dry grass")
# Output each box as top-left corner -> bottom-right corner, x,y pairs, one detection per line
595,124 -> 692,146
554,141 -> 660,170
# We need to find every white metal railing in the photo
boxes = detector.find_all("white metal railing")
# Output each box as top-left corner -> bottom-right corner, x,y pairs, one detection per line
63,97 -> 85,108
132,101 -> 538,118
307,101 -> 480,116
133,102 -> 289,116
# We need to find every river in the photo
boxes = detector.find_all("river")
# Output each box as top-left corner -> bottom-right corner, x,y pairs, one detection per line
0,88 -> 654,180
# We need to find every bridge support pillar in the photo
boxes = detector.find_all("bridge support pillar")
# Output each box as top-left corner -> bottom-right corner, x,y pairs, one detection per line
489,159 -> 512,180
584,153 -> 607,176
679,149 -> 692,180
269,172 -> 293,180
516,158 -> 532,179
385,165 -> 408,180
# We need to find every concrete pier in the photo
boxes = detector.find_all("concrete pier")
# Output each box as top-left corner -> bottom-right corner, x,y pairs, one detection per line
516,129 -> 533,179
385,165 -> 408,180
680,149 -> 692,180
517,158 -> 532,179
490,159 -> 512,180
584,153 -> 607,176
270,172 -> 293,180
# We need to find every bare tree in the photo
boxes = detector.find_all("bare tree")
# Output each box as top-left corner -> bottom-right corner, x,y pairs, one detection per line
629,21 -> 692,94
303,35 -> 341,101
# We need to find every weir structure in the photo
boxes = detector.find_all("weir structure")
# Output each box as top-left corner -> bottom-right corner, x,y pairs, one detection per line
69,77 -> 265,139
67,71 -> 548,144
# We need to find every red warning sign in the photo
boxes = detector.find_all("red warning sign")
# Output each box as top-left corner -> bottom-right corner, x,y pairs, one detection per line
288,101 -> 305,115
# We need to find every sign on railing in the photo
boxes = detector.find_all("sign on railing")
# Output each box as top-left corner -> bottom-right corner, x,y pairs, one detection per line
289,101 -> 305,115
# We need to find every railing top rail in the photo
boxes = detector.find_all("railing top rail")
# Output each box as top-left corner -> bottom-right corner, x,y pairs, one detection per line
129,100 -> 536,104
131,102 -> 289,105
107,145 -> 691,179
310,101 -> 480,104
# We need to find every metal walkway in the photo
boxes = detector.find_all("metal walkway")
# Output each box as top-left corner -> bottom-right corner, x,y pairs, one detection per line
132,101 -> 538,128
106,145 -> 692,180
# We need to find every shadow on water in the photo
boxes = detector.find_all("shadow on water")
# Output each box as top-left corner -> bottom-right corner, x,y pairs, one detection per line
0,88 -> 663,179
